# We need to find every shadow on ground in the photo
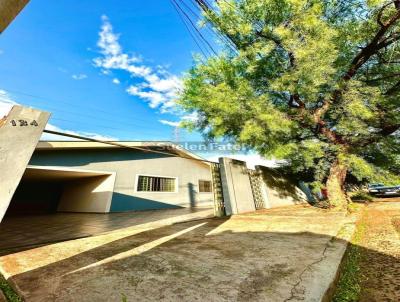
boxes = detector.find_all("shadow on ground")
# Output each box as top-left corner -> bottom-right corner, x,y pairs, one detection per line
1,203 -> 399,301
0,207 -> 212,255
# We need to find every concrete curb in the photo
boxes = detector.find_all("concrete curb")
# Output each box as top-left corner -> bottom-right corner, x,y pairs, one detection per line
317,214 -> 359,302
321,221 -> 358,302
284,212 -> 359,302
320,209 -> 364,301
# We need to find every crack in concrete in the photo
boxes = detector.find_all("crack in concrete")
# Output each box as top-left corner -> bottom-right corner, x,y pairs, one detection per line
284,237 -> 334,302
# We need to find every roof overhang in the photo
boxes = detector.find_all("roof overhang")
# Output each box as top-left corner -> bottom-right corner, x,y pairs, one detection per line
36,141 -> 208,163
23,165 -> 114,181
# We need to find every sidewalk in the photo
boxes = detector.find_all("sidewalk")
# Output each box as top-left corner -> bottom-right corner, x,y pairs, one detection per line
0,205 -> 355,301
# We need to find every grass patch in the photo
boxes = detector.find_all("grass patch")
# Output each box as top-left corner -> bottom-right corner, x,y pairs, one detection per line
392,216 -> 400,235
0,274 -> 21,302
332,215 -> 366,302
350,191 -> 374,203
347,202 -> 364,214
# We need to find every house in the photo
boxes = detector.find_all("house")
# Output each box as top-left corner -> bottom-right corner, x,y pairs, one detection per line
6,141 -> 214,216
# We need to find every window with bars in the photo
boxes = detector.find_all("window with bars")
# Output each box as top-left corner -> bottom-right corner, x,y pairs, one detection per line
137,175 -> 176,192
199,180 -> 212,193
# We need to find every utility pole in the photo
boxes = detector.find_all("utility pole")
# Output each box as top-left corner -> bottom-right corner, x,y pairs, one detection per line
173,126 -> 180,142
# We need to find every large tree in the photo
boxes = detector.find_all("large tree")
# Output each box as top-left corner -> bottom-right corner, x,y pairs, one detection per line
179,0 -> 400,208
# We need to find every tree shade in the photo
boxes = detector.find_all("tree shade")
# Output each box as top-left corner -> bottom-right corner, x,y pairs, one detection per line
179,0 -> 400,208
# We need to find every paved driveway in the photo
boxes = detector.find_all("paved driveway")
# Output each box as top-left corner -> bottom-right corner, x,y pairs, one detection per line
0,208 -> 213,255
0,205 -> 353,301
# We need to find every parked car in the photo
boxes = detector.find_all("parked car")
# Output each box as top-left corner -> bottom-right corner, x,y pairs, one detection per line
368,183 -> 400,196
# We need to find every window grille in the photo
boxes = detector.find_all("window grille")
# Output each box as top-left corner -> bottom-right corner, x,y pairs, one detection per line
199,180 -> 212,192
137,175 -> 176,192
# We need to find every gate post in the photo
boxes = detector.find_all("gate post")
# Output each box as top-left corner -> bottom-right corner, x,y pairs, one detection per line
210,162 -> 225,217
0,106 -> 50,222
218,157 -> 255,215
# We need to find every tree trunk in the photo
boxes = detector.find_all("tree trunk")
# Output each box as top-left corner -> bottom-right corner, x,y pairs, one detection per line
326,160 -> 348,209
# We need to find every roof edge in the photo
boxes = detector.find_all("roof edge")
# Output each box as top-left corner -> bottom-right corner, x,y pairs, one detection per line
36,141 -> 208,163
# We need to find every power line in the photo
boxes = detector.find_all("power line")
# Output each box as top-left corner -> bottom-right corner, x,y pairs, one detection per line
171,0 -> 218,56
43,129 -> 217,164
49,117 -> 163,135
170,0 -> 210,58
14,100 -> 168,133
2,87 -> 184,136
180,0 -> 238,54
3,87 -> 155,124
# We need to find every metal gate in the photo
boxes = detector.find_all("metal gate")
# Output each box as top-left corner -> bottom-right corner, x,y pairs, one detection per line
248,169 -> 266,210
211,163 -> 225,216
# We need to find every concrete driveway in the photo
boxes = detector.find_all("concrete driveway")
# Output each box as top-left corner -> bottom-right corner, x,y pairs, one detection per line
0,205 -> 354,301
0,208 -> 214,255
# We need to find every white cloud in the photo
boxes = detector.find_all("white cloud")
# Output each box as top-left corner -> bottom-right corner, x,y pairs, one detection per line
94,15 -> 182,113
72,74 -> 88,80
159,119 -> 180,127
126,86 -> 166,108
0,89 -> 117,141
0,90 -> 18,117
112,78 -> 120,84
157,111 -> 199,127
181,112 -> 199,122
93,16 -> 150,77
0,49 -> 4,55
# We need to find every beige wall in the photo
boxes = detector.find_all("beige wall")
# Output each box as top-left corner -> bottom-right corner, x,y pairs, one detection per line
58,174 -> 116,213
257,166 -> 307,208
29,150 -> 214,211
114,156 -> 214,208
219,157 -> 255,215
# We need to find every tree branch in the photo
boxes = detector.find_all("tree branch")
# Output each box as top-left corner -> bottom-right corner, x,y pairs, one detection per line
313,2 -> 400,142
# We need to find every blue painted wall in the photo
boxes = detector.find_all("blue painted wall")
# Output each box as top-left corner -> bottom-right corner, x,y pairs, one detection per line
110,193 -> 181,212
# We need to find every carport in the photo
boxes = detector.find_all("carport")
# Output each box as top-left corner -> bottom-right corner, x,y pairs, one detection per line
6,165 -> 116,216
0,165 -> 117,254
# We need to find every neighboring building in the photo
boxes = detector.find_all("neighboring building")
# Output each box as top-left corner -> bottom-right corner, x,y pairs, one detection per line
7,141 -> 214,215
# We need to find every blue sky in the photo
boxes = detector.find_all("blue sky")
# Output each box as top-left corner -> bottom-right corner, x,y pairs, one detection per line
0,0 -> 208,141
0,0 -> 276,167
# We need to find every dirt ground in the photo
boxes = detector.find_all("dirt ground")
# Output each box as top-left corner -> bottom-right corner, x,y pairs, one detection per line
358,199 -> 400,301
0,205 -> 354,301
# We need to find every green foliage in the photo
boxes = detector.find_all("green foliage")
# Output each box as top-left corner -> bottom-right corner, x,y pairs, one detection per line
179,0 -> 400,189
342,154 -> 400,184
350,191 -> 374,202
0,274 -> 21,302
